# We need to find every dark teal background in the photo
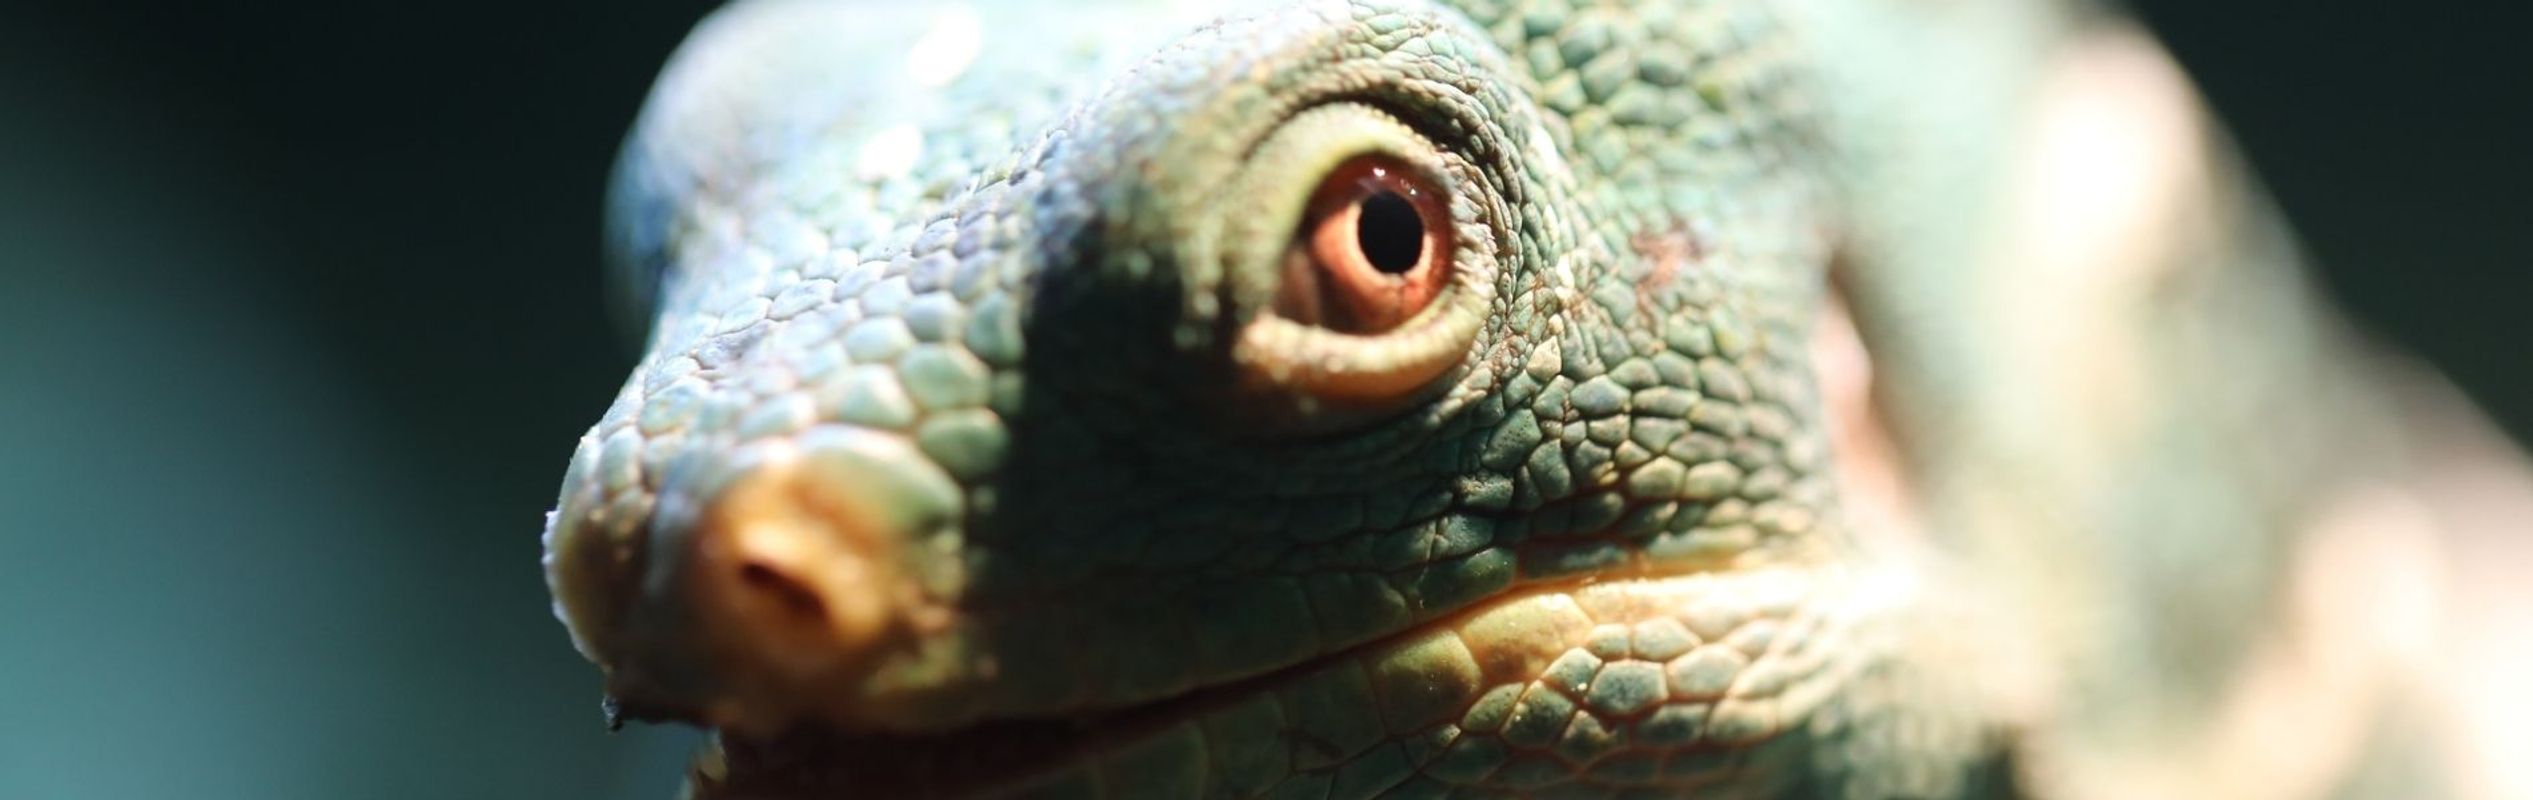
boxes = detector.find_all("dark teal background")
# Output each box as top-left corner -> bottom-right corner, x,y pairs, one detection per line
1,2 -> 2523,798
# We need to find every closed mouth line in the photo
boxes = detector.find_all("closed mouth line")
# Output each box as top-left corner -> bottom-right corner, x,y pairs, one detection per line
697,555 -> 1754,797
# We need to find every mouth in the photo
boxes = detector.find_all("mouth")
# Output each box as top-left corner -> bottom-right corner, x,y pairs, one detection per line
687,595 -> 1523,798
685,563 -> 1853,799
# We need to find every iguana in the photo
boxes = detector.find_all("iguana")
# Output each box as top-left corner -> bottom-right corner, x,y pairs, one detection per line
540,0 -> 2533,796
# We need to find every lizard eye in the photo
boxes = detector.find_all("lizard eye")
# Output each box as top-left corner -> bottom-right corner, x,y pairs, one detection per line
1217,103 -> 1497,415
1277,156 -> 1454,334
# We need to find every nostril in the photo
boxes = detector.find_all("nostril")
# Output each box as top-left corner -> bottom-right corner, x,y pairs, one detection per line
644,427 -> 965,733
738,561 -> 829,621
677,435 -> 938,722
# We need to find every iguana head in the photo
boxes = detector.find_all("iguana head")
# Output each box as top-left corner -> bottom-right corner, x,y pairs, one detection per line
543,0 -> 1951,794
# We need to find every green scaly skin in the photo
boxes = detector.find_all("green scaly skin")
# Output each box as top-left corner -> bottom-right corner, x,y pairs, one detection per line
541,0 -> 2453,797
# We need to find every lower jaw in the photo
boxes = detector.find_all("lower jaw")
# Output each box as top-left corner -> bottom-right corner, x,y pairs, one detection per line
690,562 -> 1869,798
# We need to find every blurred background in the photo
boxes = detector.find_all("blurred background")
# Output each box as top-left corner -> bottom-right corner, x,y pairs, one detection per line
0,1 -> 2523,798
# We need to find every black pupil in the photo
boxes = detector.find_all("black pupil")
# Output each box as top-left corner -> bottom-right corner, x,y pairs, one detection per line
1356,190 -> 1424,274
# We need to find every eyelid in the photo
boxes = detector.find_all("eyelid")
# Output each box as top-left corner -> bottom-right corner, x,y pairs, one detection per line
1234,152 -> 1485,406
1203,102 -> 1497,422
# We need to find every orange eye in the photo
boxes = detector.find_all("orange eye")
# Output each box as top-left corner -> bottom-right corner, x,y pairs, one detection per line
1274,155 -> 1453,334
